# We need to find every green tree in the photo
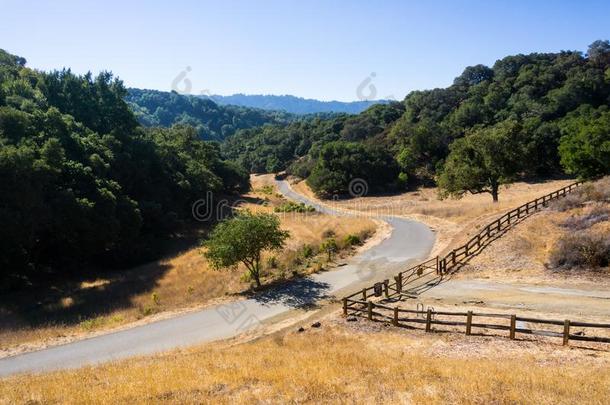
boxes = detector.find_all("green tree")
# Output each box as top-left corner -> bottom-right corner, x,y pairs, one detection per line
203,211 -> 290,287
437,121 -> 521,202
558,106 -> 610,179
307,141 -> 399,197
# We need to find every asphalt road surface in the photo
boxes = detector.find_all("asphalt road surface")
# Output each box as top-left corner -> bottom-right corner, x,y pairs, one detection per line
0,180 -> 434,377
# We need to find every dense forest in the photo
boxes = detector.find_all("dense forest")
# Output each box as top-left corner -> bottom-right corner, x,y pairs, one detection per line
223,41 -> 610,198
203,93 -> 385,114
0,50 -> 249,286
126,88 -> 295,141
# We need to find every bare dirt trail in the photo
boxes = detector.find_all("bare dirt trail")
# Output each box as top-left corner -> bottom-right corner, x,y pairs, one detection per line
418,279 -> 610,321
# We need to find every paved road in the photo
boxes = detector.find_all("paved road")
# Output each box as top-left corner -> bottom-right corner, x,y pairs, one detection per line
0,180 -> 434,377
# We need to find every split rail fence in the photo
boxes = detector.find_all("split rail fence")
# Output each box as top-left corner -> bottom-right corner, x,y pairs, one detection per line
342,300 -> 610,346
341,180 -> 610,346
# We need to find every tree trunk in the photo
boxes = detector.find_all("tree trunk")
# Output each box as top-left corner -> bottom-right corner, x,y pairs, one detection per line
491,184 -> 499,203
252,260 -> 261,288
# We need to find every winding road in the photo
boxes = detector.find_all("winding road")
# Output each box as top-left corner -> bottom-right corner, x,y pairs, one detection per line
0,180 -> 434,377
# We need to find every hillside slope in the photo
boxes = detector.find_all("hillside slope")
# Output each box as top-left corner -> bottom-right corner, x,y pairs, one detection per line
204,93 -> 386,114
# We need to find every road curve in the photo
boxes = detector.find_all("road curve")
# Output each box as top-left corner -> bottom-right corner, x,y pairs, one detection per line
0,181 -> 434,377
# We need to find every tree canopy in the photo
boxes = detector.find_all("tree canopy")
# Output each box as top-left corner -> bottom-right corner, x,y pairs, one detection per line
221,41 -> 610,197
203,211 -> 290,287
437,121 -> 521,202
126,88 -> 296,141
0,49 -> 249,286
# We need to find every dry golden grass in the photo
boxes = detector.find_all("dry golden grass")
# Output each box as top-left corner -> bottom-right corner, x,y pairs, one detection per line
0,175 -> 376,355
2,321 -> 608,404
459,177 -> 610,283
292,178 -> 577,257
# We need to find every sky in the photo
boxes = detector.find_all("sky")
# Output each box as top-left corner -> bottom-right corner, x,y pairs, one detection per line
1,0 -> 609,101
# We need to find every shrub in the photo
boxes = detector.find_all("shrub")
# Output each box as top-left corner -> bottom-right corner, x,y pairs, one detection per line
258,185 -> 274,195
549,192 -> 585,212
550,177 -> 610,212
562,205 -> 610,230
549,231 -> 610,269
301,244 -> 315,259
320,238 -> 338,261
344,234 -> 362,246
273,201 -> 316,213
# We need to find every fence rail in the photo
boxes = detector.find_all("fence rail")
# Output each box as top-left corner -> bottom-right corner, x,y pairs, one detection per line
343,299 -> 610,346
339,181 -> 610,346
344,181 -> 583,301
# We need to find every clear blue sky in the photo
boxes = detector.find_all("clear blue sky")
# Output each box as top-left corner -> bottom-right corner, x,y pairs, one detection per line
1,0 -> 609,101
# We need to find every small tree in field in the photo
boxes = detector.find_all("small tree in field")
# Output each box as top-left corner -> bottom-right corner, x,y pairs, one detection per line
437,121 -> 520,202
320,238 -> 338,261
203,211 -> 290,288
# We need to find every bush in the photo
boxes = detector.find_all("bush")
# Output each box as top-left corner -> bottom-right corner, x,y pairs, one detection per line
320,238 -> 338,261
301,244 -> 315,259
344,234 -> 362,246
549,192 -> 585,212
549,231 -> 610,269
273,201 -> 316,213
258,185 -> 274,195
562,205 -> 610,230
550,177 -> 610,211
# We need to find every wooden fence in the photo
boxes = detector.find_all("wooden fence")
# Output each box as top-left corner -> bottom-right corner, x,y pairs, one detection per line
338,181 -> 610,346
437,181 -> 583,274
343,181 -> 584,303
342,299 -> 610,346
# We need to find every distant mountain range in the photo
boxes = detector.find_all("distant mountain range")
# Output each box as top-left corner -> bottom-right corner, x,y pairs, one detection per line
201,94 -> 388,114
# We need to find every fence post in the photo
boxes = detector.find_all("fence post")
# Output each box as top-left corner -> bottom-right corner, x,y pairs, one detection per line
563,319 -> 570,346
362,288 -> 367,301
383,279 -> 389,298
342,298 -> 347,316
466,311 -> 473,335
393,307 -> 399,326
367,301 -> 373,321
396,273 -> 402,293
425,308 -> 432,332
510,315 -> 516,340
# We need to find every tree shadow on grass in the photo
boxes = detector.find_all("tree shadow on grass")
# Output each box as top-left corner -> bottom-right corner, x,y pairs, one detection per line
0,263 -> 173,330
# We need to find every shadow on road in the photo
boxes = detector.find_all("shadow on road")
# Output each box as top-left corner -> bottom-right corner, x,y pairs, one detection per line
246,277 -> 332,309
